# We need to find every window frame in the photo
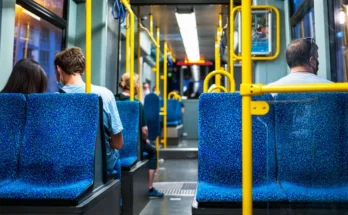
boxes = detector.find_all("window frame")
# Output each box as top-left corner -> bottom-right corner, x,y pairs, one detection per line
16,0 -> 68,49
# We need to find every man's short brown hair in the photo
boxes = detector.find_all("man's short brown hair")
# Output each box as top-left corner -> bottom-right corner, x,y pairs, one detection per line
54,47 -> 85,75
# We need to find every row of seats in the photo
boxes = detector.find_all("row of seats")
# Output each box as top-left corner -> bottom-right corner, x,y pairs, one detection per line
0,93 -> 106,205
197,92 -> 348,205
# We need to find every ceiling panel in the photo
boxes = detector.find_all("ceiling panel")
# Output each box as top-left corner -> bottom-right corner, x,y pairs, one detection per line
138,4 -> 230,61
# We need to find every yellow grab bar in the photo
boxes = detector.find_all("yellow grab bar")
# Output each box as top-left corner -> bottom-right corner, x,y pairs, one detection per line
208,85 -> 228,93
240,83 -> 348,96
203,70 -> 234,93
241,0 -> 253,214
231,5 -> 280,61
156,27 -> 160,95
168,92 -> 182,101
229,0 -> 235,92
140,24 -> 160,48
137,6 -> 142,101
162,41 -> 168,148
85,0 -> 92,93
121,0 -> 135,101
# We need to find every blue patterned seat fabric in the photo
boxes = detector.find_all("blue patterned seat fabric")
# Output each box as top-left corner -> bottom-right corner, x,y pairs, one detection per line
116,101 -> 140,168
275,93 -> 348,202
196,93 -> 286,203
0,94 -> 99,201
167,99 -> 182,126
0,94 -> 26,188
144,93 -> 161,141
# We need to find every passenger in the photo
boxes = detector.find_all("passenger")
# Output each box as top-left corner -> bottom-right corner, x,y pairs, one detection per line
115,73 -> 164,198
54,47 -> 124,177
269,38 -> 332,85
1,58 -> 47,94
142,81 -> 151,104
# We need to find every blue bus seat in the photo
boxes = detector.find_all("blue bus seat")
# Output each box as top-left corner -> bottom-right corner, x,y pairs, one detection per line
0,94 -> 99,203
0,94 -> 26,188
196,93 -> 287,204
144,93 -> 161,141
275,93 -> 348,203
116,101 -> 140,170
167,99 -> 182,126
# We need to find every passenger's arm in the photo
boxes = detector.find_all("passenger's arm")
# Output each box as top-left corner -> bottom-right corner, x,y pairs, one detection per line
141,126 -> 148,141
110,132 -> 124,150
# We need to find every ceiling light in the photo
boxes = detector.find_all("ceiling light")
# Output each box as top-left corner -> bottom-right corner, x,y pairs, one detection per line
338,8 -> 346,25
175,10 -> 200,62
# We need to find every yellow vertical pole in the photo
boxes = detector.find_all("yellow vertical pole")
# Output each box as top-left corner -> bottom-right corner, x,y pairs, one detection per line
149,14 -> 153,36
129,8 -> 135,101
229,0 -> 235,92
126,14 -> 130,74
137,7 -> 142,101
163,41 -> 168,148
156,27 -> 160,95
241,0 -> 253,214
215,38 -> 221,91
85,0 -> 92,93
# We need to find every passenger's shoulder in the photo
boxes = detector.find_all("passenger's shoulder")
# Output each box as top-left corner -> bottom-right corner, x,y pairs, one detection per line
91,85 -> 115,102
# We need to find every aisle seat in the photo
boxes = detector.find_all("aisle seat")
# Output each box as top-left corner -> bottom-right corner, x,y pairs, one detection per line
116,101 -> 140,170
196,93 -> 287,204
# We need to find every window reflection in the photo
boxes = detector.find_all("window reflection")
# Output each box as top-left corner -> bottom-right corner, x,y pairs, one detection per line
14,4 -> 63,92
33,0 -> 65,18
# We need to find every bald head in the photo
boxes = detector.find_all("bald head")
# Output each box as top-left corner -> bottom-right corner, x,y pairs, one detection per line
286,38 -> 318,69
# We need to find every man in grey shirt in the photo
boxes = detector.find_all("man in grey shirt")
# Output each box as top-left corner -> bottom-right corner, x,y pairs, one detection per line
54,47 -> 124,177
269,38 -> 332,85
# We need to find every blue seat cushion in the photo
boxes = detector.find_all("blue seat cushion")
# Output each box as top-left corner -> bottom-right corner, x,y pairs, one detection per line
167,120 -> 181,126
120,156 -> 137,169
196,181 -> 287,202
280,182 -> 348,202
0,179 -> 91,201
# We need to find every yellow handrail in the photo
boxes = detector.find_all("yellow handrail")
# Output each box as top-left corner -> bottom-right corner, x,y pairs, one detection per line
162,41 -> 168,148
240,83 -> 348,95
229,0 -> 235,92
232,5 -> 280,61
137,6 -> 142,101
208,85 -> 228,93
85,0 -> 92,93
241,0 -> 253,215
203,70 -> 234,93
149,14 -> 153,36
121,0 -> 135,101
215,40 -> 221,91
168,92 -> 182,101
156,27 -> 160,95
140,23 -> 160,48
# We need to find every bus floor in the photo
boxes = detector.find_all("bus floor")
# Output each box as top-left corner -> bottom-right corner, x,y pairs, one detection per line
140,140 -> 198,215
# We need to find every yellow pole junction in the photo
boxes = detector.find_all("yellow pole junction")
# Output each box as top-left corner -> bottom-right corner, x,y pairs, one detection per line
160,41 -> 168,149
137,6 -> 142,101
156,27 -> 160,95
121,0 -> 135,101
85,0 -> 92,93
241,0 -> 253,214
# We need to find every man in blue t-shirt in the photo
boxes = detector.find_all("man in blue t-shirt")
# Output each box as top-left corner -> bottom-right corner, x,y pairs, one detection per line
54,47 -> 124,176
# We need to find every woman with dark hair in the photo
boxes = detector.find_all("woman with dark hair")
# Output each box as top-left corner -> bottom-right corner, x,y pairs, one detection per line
1,59 -> 47,94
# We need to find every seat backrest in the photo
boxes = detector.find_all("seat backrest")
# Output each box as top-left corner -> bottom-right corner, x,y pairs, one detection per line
116,101 -> 140,160
167,99 -> 180,124
0,94 -> 26,183
144,93 -> 161,141
20,94 -> 99,186
275,93 -> 346,186
198,93 -> 276,186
